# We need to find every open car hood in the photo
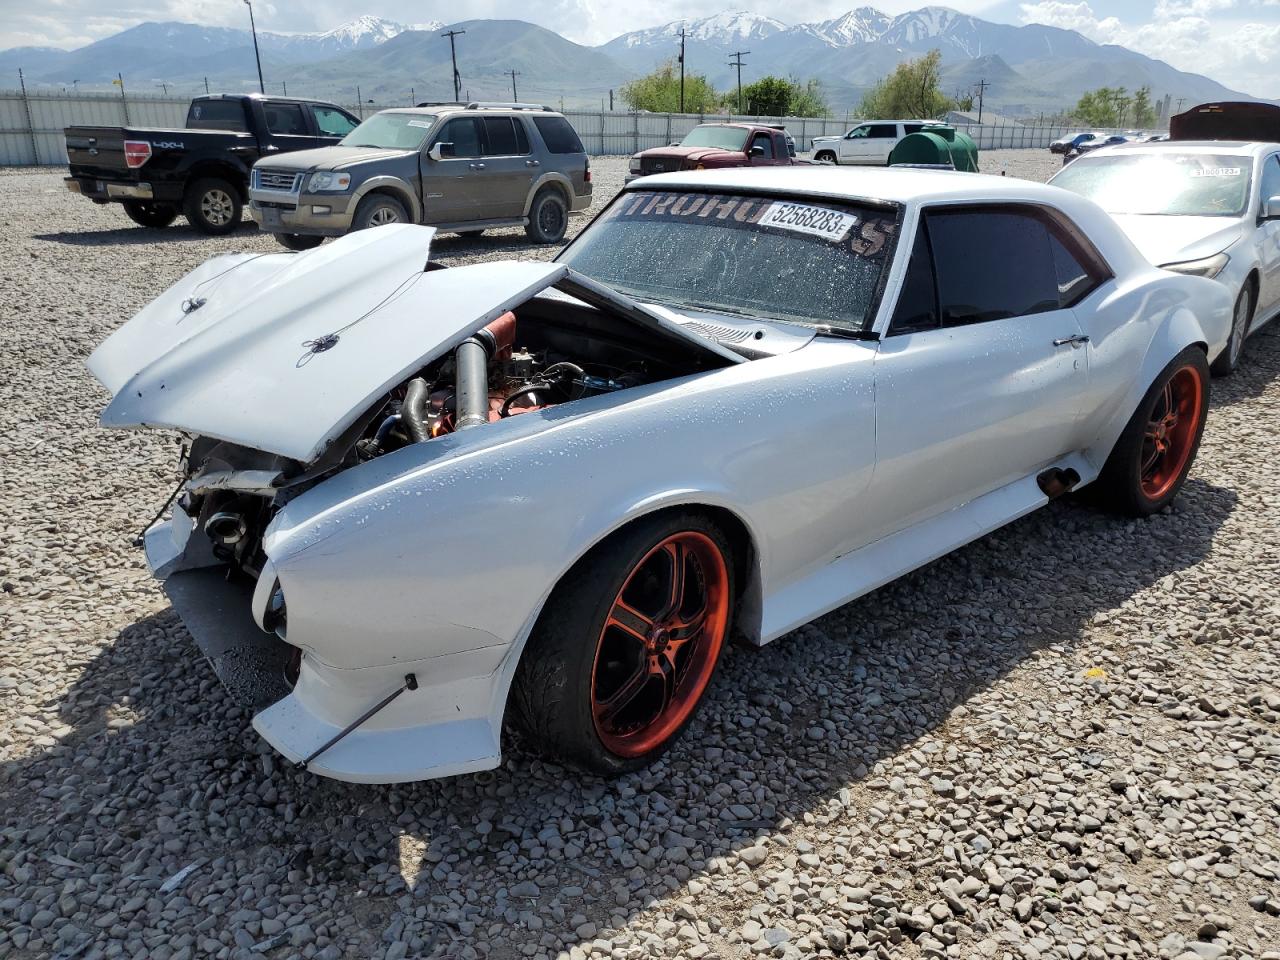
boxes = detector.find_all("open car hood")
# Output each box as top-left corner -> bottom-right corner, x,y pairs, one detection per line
88,224 -> 741,464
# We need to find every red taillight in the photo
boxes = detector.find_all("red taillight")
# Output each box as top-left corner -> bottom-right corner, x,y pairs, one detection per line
584,159 -> 591,183
123,140 -> 151,168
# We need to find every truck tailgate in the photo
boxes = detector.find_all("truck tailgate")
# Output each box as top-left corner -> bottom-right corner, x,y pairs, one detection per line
65,126 -> 130,176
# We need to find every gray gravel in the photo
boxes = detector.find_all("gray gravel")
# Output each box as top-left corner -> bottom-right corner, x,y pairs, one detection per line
2,150 -> 1279,960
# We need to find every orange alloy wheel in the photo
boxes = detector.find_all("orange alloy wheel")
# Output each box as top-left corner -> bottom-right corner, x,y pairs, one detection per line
590,531 -> 730,758
1140,364 -> 1205,500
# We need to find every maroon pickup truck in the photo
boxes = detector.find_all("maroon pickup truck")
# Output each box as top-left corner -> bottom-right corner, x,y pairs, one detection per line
626,123 -> 800,183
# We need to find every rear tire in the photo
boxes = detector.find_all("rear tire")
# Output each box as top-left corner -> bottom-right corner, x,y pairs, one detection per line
183,177 -> 241,235
510,511 -> 735,775
351,193 -> 408,230
1210,281 -> 1255,377
274,233 -> 324,251
524,188 -> 568,244
122,201 -> 178,229
1093,346 -> 1209,516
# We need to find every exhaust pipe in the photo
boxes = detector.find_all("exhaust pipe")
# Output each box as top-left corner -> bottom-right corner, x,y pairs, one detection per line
205,511 -> 247,546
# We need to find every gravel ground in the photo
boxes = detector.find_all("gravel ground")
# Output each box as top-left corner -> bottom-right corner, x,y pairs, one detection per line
1,149 -> 1278,960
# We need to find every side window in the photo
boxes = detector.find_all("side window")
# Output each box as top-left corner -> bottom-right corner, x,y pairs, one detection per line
1047,229 -> 1108,307
513,117 -> 531,154
925,208 -> 1062,325
1259,155 -> 1280,206
846,126 -> 868,139
263,103 -> 307,136
482,117 -> 525,155
868,123 -> 898,139
751,133 -> 774,159
532,115 -> 584,154
903,123 -> 924,135
889,221 -> 940,334
313,106 -> 357,137
437,117 -> 482,158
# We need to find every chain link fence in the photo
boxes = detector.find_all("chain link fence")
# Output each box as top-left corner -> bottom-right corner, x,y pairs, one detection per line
1,88 -> 1117,166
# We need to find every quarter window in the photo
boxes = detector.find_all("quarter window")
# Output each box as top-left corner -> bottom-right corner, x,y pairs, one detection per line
532,115 -> 584,154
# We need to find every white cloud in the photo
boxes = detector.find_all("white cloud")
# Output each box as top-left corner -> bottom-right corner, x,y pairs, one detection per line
1020,0 -> 1280,97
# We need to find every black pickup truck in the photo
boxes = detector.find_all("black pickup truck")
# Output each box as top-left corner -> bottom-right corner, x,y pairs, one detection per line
64,93 -> 360,235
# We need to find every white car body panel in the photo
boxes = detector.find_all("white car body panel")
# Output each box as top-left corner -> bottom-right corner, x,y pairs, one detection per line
1049,141 -> 1280,347
811,121 -> 925,165
99,166 -> 1234,783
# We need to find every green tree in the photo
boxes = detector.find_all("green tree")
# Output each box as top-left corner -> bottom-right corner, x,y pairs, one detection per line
858,50 -> 954,120
739,75 -> 831,117
1073,87 -> 1120,126
1131,86 -> 1156,127
620,60 -> 721,113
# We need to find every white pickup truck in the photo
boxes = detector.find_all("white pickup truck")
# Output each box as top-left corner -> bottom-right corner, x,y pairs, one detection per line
810,120 -> 928,165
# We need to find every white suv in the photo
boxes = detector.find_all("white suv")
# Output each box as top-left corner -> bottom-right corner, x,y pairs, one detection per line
811,120 -> 928,165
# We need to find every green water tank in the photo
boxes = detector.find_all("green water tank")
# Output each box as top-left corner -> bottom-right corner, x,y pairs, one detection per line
888,124 -> 979,172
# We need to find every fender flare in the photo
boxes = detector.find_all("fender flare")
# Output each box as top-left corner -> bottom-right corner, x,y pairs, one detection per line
350,176 -> 421,222
484,489 -> 767,735
523,172 -> 574,216
1087,306 -> 1210,472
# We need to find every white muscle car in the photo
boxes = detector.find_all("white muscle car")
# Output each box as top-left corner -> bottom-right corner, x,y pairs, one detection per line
89,167 -> 1232,784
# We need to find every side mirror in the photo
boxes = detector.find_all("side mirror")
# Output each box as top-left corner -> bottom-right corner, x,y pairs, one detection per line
1263,196 -> 1280,220
427,142 -> 453,161
750,144 -> 765,157
669,141 -> 680,146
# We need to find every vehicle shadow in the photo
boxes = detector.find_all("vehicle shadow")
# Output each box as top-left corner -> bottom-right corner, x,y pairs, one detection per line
0,477 -> 1236,957
1210,326 -> 1280,408
32,219 -> 261,247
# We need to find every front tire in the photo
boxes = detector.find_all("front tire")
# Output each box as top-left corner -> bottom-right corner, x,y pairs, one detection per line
1210,281 -> 1255,377
183,177 -> 241,235
351,193 -> 408,230
122,201 -> 178,229
814,150 -> 837,164
274,232 -> 324,251
511,512 -> 734,775
524,188 -> 568,244
1094,346 -> 1209,516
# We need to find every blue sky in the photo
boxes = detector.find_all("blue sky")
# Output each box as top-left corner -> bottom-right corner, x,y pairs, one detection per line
3,1 -> 1279,96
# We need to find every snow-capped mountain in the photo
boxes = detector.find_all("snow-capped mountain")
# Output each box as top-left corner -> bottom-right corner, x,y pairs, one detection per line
265,16 -> 442,58
879,7 -> 985,57
608,11 -> 786,50
795,8 -> 893,47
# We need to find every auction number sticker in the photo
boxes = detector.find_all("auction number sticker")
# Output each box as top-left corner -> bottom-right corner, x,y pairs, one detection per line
408,119 -> 434,128
1191,167 -> 1242,177
758,201 -> 858,240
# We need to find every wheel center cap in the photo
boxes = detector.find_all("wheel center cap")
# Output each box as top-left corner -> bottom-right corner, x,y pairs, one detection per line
649,628 -> 670,653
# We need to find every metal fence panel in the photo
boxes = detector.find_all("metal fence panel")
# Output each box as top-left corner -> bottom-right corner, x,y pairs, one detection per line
0,89 -> 1131,165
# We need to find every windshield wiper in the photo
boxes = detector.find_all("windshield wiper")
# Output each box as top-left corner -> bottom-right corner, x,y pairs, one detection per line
814,324 -> 880,342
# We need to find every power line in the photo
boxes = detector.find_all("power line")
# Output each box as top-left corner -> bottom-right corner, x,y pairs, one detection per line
442,29 -> 465,102
728,50 -> 749,113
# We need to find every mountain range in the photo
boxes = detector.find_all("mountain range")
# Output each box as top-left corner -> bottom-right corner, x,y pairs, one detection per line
1,8 -> 1255,117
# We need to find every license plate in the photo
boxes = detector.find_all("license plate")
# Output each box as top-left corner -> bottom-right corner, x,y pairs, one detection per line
262,208 -> 282,227
65,180 -> 81,194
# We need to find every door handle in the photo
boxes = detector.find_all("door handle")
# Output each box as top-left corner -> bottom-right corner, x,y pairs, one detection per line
526,159 -> 540,167
1052,334 -> 1090,347
469,162 -> 486,170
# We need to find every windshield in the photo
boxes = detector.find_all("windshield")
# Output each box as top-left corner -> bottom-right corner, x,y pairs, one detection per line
339,112 -> 435,150
558,189 -> 900,331
679,126 -> 749,151
1053,152 -> 1252,217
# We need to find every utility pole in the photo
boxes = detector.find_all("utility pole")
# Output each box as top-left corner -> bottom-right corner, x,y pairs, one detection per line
17,69 -> 38,164
442,29 -> 465,102
356,85 -> 363,118
974,78 -> 989,123
203,76 -> 209,94
508,69 -> 519,102
1175,97 -> 1186,113
609,89 -> 613,111
411,86 -> 415,105
157,82 -> 168,94
677,26 -> 686,113
243,0 -> 265,94
728,50 -> 749,113
281,80 -> 287,95
113,72 -> 130,123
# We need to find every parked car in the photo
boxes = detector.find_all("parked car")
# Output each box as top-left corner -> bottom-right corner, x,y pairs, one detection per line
625,123 -> 799,184
89,167 -> 1230,783
1051,139 -> 1280,374
810,120 -> 929,164
64,94 -> 360,235
1050,132 -> 1099,154
247,102 -> 592,250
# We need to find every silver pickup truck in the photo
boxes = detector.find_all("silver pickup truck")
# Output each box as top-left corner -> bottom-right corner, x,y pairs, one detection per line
247,102 -> 592,250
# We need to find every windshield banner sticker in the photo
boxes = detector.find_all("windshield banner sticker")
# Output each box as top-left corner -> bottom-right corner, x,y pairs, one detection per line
609,191 -> 895,258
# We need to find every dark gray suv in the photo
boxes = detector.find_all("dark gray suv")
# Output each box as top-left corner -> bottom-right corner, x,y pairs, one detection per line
247,102 -> 592,250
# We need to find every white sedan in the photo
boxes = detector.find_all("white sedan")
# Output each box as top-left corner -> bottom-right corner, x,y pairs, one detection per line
1050,140 -> 1280,374
89,167 -> 1231,783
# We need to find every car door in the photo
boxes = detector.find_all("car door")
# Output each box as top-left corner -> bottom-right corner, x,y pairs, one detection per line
260,101 -> 326,152
422,116 -> 487,223
477,116 -> 537,219
863,123 -> 900,164
839,125 -> 869,163
747,131 -> 779,166
866,204 -> 1094,536
309,105 -> 359,144
1254,152 -> 1280,317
